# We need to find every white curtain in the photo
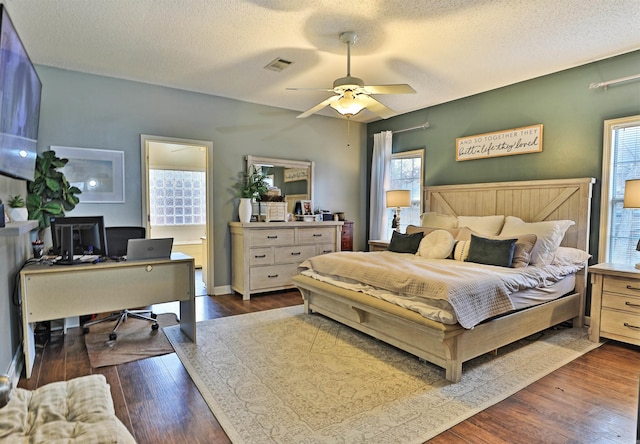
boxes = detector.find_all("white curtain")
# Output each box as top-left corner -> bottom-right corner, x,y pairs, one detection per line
370,131 -> 392,240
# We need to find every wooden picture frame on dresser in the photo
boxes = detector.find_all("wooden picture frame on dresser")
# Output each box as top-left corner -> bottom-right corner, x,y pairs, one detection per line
589,263 -> 640,346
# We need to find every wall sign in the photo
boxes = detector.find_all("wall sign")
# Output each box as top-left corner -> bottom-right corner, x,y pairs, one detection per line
284,167 -> 308,182
456,124 -> 543,161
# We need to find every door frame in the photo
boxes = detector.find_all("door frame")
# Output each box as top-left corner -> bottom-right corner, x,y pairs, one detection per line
140,134 -> 215,291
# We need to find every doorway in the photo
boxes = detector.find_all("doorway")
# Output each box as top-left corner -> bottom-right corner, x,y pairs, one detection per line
140,135 -> 214,294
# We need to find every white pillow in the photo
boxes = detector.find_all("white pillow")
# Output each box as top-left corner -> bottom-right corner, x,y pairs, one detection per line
417,229 -> 455,259
453,240 -> 470,261
552,247 -> 591,266
457,215 -> 505,236
499,216 -> 575,266
420,212 -> 458,229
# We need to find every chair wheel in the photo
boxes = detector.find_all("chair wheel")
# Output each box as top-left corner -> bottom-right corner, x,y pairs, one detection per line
152,323 -> 159,331
109,333 -> 117,341
151,313 -> 157,319
83,327 -> 90,335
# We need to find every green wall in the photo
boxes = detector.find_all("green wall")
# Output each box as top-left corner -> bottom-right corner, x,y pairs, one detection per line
367,49 -> 640,258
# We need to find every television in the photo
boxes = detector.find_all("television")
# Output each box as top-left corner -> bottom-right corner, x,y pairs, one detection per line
50,216 -> 108,263
0,5 -> 42,181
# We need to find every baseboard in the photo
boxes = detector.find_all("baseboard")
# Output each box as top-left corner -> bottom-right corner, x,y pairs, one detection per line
212,285 -> 231,296
6,346 -> 23,389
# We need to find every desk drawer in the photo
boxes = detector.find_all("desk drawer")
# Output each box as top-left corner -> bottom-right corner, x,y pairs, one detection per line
274,245 -> 315,264
601,293 -> 640,314
298,227 -> 335,244
602,276 -> 640,297
249,229 -> 294,247
601,308 -> 640,341
249,248 -> 273,266
250,264 -> 298,290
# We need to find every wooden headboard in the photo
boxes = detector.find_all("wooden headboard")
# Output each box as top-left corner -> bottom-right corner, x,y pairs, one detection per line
424,177 -> 596,317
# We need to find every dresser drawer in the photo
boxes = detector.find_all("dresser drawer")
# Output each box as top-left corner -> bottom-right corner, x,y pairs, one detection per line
601,308 -> 640,340
601,292 -> 640,314
602,275 -> 640,297
249,229 -> 295,247
249,248 -> 273,266
298,227 -> 335,244
317,244 -> 336,255
250,264 -> 298,290
274,245 -> 316,264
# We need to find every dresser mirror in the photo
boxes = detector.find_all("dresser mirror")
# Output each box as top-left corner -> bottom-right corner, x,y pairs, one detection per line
246,155 -> 314,214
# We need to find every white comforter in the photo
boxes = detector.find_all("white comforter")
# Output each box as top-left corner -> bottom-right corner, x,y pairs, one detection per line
298,251 -> 584,329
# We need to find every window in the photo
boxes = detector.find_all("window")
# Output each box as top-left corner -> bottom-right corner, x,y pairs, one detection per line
599,115 -> 640,263
149,169 -> 206,225
386,149 -> 424,239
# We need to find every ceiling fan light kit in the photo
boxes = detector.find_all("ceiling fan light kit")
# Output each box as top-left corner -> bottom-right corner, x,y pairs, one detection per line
290,31 -> 415,120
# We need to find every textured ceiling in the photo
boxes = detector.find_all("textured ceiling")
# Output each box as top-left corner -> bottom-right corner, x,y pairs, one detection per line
5,0 -> 640,122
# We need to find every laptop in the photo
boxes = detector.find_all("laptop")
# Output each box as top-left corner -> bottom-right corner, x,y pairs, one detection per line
126,238 -> 173,261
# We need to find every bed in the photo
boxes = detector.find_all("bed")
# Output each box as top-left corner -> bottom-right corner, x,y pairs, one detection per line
292,177 -> 595,382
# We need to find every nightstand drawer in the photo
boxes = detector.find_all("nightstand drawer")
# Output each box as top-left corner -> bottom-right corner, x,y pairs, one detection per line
602,275 -> 640,297
601,293 -> 640,314
601,309 -> 640,340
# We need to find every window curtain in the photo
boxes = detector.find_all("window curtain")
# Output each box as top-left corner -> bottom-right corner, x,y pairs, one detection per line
370,131 -> 392,240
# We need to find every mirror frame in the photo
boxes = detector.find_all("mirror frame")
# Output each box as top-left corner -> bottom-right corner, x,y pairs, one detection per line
246,155 -> 314,202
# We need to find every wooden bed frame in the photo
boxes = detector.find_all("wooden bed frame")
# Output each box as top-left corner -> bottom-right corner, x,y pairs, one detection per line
292,177 -> 595,382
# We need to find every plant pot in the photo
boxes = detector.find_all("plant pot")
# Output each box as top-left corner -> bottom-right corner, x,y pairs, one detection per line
8,207 -> 28,222
238,198 -> 252,223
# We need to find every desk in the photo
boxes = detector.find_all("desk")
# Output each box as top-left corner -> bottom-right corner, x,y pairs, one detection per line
20,253 -> 196,378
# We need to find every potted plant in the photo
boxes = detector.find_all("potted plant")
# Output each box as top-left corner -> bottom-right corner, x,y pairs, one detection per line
234,166 -> 269,222
7,195 -> 28,222
27,150 -> 81,237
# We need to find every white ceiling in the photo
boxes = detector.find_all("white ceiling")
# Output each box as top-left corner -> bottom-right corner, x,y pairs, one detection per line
5,0 -> 640,122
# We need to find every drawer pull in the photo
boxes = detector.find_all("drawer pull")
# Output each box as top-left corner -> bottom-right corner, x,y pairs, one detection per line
322,250 -> 332,253
267,235 -> 278,239
626,285 -> 640,291
624,322 -> 640,331
313,233 -> 323,237
254,254 -> 266,258
267,274 -> 279,278
290,252 -> 301,256
625,301 -> 640,308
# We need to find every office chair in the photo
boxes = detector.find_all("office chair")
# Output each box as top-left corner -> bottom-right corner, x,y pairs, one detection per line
82,226 -> 159,340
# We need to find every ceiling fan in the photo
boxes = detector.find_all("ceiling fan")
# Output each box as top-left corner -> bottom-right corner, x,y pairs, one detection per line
288,32 -> 416,119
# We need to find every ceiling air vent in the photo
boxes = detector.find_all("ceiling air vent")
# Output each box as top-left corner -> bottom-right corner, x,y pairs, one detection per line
264,58 -> 293,72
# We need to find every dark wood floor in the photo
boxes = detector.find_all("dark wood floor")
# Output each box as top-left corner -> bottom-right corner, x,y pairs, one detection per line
19,289 -> 640,444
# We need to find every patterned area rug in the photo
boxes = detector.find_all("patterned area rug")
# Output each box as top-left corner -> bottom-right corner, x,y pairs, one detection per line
85,313 -> 178,368
164,306 -> 601,444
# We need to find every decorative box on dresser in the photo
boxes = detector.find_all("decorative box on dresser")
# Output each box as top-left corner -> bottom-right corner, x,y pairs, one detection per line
589,263 -> 640,345
340,221 -> 353,251
229,221 -> 343,300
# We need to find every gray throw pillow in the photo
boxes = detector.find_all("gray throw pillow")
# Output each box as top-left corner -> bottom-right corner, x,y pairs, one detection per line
387,231 -> 423,254
466,234 -> 517,267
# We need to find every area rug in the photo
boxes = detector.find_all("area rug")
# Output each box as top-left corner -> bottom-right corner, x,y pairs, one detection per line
85,313 -> 178,368
164,306 -> 601,444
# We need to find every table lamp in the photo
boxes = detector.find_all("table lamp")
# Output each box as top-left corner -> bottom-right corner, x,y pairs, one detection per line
623,179 -> 640,268
386,189 -> 411,232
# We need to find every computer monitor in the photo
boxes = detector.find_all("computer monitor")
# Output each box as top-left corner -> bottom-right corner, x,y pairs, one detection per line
50,216 -> 108,263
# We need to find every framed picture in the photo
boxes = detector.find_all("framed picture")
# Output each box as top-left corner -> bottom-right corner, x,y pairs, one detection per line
301,199 -> 313,215
51,146 -> 125,203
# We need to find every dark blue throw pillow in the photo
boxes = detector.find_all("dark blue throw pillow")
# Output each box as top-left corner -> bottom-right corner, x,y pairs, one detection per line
466,234 -> 517,267
387,231 -> 423,254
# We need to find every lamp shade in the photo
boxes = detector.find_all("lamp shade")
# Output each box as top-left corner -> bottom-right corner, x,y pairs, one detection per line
624,179 -> 640,208
386,189 -> 411,208
330,91 -> 365,116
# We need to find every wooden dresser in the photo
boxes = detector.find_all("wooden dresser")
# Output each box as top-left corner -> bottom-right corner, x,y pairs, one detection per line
229,221 -> 343,300
589,263 -> 640,346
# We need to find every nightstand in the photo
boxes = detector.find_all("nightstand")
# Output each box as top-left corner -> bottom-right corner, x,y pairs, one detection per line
589,263 -> 640,346
368,240 -> 389,252
340,221 -> 354,251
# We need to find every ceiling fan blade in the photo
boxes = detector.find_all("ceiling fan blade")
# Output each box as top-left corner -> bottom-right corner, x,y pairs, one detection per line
358,95 -> 397,119
296,95 -> 340,118
363,84 -> 416,94
286,87 -> 334,92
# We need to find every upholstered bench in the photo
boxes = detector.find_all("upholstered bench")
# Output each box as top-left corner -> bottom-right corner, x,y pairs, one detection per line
0,374 -> 135,443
